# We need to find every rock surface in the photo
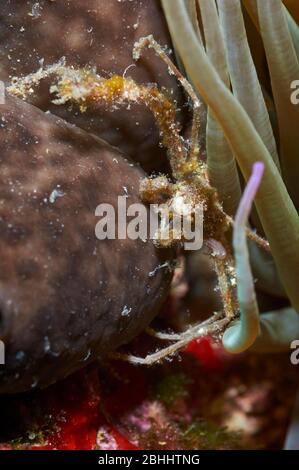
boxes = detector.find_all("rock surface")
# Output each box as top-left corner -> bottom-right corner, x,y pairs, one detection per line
0,0 -> 186,171
0,94 -> 173,393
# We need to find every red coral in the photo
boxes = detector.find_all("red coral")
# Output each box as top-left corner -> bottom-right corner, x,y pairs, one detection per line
184,337 -> 224,370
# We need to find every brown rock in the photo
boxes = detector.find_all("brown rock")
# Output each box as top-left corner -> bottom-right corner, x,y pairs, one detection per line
0,93 -> 173,393
0,0 -> 186,171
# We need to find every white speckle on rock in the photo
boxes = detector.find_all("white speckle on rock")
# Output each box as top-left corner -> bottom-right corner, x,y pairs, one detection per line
49,188 -> 65,204
148,260 -> 175,277
121,305 -> 132,317
82,349 -> 91,362
28,2 -> 43,19
44,335 -> 51,353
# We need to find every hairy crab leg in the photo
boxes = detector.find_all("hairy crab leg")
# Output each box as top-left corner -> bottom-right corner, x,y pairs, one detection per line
214,258 -> 237,320
145,311 -> 224,341
133,35 -> 270,253
226,215 -> 271,252
133,34 -> 202,173
112,316 -> 229,365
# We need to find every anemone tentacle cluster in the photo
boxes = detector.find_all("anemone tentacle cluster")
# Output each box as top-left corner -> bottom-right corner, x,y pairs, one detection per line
162,0 -> 299,354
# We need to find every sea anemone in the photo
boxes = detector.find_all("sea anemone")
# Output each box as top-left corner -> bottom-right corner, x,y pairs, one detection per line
161,0 -> 299,353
